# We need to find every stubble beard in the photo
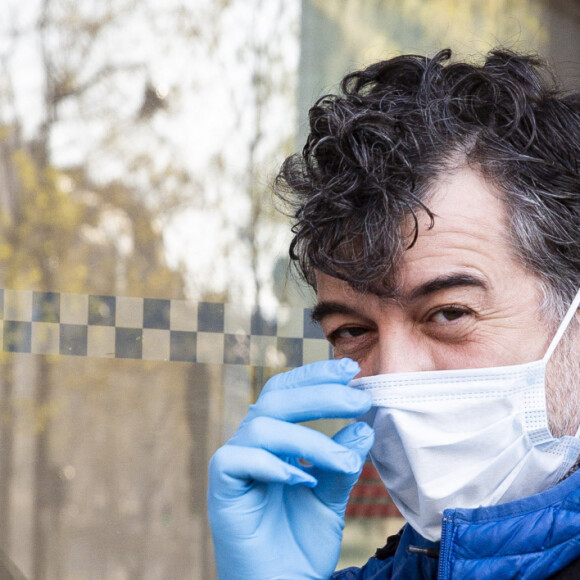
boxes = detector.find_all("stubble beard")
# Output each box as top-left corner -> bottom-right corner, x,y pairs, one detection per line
545,325 -> 580,439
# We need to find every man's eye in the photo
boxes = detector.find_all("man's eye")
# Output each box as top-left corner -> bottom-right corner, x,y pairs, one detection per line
330,326 -> 367,341
430,307 -> 469,323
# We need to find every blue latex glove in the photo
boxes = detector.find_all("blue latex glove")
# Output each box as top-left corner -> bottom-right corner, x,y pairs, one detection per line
207,358 -> 374,580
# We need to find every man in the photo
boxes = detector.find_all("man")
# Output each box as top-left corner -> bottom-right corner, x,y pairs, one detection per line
207,49 -> 580,579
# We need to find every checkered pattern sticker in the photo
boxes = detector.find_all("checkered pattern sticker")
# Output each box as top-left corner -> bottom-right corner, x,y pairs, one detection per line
0,290 -> 332,366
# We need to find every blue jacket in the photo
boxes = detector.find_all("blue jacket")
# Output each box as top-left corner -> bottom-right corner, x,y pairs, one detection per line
333,468 -> 580,579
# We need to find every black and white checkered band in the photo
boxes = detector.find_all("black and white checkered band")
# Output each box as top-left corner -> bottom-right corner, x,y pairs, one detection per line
0,289 -> 332,366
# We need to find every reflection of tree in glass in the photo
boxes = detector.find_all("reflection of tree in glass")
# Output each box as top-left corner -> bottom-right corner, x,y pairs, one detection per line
0,1 -> 227,579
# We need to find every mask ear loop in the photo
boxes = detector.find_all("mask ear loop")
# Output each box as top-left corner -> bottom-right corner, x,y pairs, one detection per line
542,288 -> 580,364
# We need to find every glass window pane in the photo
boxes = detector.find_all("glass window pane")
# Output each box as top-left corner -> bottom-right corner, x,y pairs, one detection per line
0,0 -> 578,578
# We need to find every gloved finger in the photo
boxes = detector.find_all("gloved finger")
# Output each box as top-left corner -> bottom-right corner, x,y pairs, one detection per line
230,416 -> 363,475
311,422 -> 375,514
334,421 -> 375,459
249,384 -> 372,423
260,358 -> 360,394
208,445 -> 317,500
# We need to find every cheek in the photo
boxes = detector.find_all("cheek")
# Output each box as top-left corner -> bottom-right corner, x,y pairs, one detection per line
429,345 -> 492,371
450,321 -> 547,369
340,320 -> 551,376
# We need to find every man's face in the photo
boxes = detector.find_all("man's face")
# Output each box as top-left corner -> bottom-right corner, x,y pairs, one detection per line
314,166 -> 579,436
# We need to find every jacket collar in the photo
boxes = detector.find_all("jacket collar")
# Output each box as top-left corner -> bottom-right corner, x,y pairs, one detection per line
437,468 -> 580,579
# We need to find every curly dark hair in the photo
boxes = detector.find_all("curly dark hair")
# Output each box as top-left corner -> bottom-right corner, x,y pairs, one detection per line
276,48 -> 580,314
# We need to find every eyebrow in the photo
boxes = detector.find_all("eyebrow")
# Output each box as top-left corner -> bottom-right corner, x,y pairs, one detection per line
311,301 -> 361,323
407,272 -> 488,302
311,272 -> 488,324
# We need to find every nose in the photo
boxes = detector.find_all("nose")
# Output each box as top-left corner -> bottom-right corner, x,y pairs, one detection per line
362,325 -> 435,376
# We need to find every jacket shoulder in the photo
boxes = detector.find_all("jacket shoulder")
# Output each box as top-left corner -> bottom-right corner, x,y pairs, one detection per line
332,530 -> 403,580
332,558 -> 393,580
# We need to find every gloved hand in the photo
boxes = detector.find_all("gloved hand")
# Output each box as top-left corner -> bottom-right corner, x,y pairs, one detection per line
207,358 -> 374,580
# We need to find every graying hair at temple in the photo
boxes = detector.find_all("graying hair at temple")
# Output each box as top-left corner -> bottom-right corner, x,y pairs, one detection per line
276,48 -> 580,321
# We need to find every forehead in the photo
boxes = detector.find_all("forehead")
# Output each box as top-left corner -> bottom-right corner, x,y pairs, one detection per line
423,166 -> 507,230
406,166 -> 508,262
317,166 -> 521,300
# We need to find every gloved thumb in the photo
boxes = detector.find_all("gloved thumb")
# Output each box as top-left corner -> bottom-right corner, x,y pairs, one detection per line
312,422 -> 374,516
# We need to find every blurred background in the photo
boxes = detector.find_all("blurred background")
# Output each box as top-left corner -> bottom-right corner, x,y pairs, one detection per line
0,0 -> 578,578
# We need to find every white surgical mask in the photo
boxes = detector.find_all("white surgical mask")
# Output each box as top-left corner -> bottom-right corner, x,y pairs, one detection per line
350,289 -> 580,542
